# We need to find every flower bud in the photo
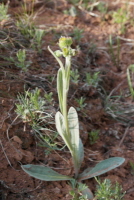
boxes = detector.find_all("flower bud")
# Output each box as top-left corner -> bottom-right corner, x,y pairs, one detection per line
59,36 -> 72,49
54,50 -> 63,57
62,47 -> 69,57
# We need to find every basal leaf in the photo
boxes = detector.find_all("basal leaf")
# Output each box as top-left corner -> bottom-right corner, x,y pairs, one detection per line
78,157 -> 125,181
22,164 -> 73,181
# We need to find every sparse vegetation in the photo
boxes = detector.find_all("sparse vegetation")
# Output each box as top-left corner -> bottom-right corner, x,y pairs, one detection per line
89,130 -> 99,145
0,3 -> 9,22
95,178 -> 125,200
112,7 -> 129,34
70,27 -> 84,44
21,37 -> 125,200
1,1 -> 133,199
75,96 -> 87,111
127,64 -> 134,101
108,35 -> 121,70
85,72 -> 100,88
16,49 -> 32,72
70,69 -> 80,84
15,88 -> 57,149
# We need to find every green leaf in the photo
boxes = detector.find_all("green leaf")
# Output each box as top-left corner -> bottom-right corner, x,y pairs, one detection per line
78,157 -> 125,181
78,138 -> 84,167
68,107 -> 84,175
55,111 -> 71,151
22,164 -> 73,181
57,69 -> 63,113
68,107 -> 79,151
81,187 -> 94,200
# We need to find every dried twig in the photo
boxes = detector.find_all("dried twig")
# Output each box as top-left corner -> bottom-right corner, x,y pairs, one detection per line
119,125 -> 130,147
0,139 -> 12,168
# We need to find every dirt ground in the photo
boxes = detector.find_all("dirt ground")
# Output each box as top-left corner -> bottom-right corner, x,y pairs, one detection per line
0,0 -> 134,199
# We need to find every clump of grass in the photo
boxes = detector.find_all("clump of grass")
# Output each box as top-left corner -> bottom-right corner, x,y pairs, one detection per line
89,130 -> 99,145
70,69 -> 80,84
44,92 -> 53,104
127,64 -> 134,101
15,88 -> 57,149
17,19 -> 44,49
70,27 -> 84,44
96,1 -> 108,14
16,18 -> 45,52
16,49 -> 32,72
104,94 -> 134,126
16,19 -> 35,40
16,1 -> 45,53
15,88 -> 49,127
108,35 -> 121,71
69,180 -> 88,200
85,71 -> 100,88
0,3 -> 9,22
112,7 -> 129,34
0,49 -> 32,72
95,178 -> 125,200
75,97 -> 87,111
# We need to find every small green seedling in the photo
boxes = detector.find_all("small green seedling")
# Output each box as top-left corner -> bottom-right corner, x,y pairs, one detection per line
44,92 -> 53,104
21,37 -> 125,199
17,18 -> 45,52
95,178 -> 125,200
30,28 -> 45,53
85,71 -> 100,88
71,27 -> 84,44
16,18 -> 35,40
96,1 -> 108,15
63,6 -> 77,17
16,49 -> 31,72
112,7 -> 129,34
69,180 -> 88,200
127,64 -> 134,101
75,97 -> 87,111
0,3 -> 9,22
89,130 -> 99,145
33,29 -> 45,53
108,35 -> 121,71
0,49 -> 31,72
70,69 -> 80,84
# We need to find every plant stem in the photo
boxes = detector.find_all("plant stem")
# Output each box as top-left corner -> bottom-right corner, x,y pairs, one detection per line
127,67 -> 134,101
62,55 -> 71,138
63,55 -> 80,178
62,74 -> 69,136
